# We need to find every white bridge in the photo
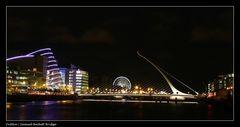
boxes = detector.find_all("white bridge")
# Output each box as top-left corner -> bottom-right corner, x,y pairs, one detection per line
137,51 -> 198,96
78,51 -> 199,101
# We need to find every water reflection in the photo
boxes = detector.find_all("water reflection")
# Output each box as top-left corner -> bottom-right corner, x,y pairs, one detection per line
24,101 -> 57,106
7,100 -> 233,120
56,100 -> 74,104
19,105 -> 27,120
43,101 -> 57,105
208,104 -> 212,120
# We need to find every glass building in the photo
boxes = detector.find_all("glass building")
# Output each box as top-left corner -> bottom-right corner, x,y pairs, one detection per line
60,65 -> 89,95
59,68 -> 69,85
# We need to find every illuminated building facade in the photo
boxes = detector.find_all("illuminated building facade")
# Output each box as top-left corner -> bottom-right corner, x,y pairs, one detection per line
207,73 -> 234,97
6,48 -> 63,90
6,66 -> 43,94
68,65 -> 89,95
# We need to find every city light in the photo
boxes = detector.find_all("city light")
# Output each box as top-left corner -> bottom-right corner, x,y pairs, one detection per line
135,86 -> 139,89
121,89 -> 126,94
6,104 -> 11,109
170,96 -> 185,100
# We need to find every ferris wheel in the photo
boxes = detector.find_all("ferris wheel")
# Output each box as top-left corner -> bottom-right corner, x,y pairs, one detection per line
113,76 -> 131,90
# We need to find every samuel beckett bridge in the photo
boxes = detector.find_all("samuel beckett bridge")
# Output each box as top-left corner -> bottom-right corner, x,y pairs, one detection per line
78,51 -> 199,102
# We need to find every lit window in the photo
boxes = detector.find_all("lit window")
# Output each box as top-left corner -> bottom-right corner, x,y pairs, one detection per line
76,70 -> 81,74
33,68 -> 37,71
14,71 -> 18,74
76,77 -> 81,80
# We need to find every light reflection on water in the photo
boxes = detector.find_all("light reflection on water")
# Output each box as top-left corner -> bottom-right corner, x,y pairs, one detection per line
7,100 -> 233,120
6,102 -> 12,109
57,100 -> 74,104
207,104 -> 213,120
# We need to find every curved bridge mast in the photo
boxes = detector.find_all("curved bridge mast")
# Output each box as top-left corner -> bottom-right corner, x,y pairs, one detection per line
137,51 -> 190,95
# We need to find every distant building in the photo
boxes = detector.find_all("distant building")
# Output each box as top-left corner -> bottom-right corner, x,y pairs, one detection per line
59,65 -> 89,95
207,73 -> 234,98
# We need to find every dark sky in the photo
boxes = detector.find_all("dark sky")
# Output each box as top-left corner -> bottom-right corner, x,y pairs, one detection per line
7,7 -> 233,92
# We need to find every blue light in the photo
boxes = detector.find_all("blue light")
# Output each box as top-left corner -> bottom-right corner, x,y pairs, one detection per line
48,68 -> 59,72
27,48 -> 51,55
48,64 -> 58,67
6,55 -> 34,61
41,52 -> 53,56
48,56 -> 55,59
48,60 -> 57,63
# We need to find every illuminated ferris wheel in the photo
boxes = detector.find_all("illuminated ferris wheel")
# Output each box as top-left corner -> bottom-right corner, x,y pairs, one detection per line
113,76 -> 131,90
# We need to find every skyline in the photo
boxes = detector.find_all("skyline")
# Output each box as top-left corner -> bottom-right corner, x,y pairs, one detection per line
7,7 -> 234,92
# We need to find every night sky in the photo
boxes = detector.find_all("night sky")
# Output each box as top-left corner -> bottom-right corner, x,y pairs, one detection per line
7,7 -> 233,92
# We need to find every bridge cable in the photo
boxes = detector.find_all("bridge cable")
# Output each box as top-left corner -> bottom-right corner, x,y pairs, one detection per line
156,65 -> 199,95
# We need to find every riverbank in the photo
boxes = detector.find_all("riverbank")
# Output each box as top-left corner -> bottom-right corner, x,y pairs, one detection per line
7,94 -> 233,108
7,94 -> 78,102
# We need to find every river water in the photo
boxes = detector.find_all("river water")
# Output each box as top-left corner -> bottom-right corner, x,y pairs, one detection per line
6,100 -> 233,120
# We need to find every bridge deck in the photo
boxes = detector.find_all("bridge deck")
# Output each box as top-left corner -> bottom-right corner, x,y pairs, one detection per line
78,93 -> 196,99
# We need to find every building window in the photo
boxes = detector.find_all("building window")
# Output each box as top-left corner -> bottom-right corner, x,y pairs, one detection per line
76,70 -> 81,74
33,68 -> 37,71
8,80 -> 12,83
